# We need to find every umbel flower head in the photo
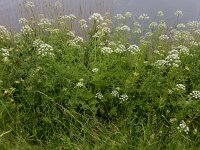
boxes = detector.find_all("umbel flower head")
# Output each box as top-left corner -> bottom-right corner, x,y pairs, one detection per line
89,13 -> 104,23
25,1 -> 35,8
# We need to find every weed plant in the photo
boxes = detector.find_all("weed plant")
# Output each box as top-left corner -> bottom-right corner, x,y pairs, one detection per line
0,1 -> 199,149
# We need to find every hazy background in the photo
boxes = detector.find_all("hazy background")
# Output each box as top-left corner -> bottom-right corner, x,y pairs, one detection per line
0,0 -> 200,27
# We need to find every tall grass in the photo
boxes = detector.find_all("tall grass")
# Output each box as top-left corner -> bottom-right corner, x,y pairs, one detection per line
0,1 -> 199,149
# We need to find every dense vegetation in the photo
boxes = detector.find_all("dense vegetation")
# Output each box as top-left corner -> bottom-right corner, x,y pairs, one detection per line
0,1 -> 199,149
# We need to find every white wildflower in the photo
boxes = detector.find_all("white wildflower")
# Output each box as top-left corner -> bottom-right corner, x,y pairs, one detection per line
1,48 -> 10,62
119,94 -> 129,102
149,22 -> 158,29
177,45 -> 190,55
76,79 -> 84,88
127,45 -> 140,54
187,21 -> 200,29
189,91 -> 200,99
154,60 -> 168,68
92,68 -> 99,73
158,21 -> 167,29
115,44 -> 126,53
174,10 -> 183,17
194,128 -> 198,135
79,19 -> 88,28
101,47 -> 113,54
38,18 -> 52,27
116,25 -> 130,32
95,92 -> 103,99
25,1 -> 35,8
89,13 -> 103,23
145,32 -> 153,37
69,14 -> 76,20
138,13 -> 150,20
21,25 -> 33,35
176,84 -> 186,91
170,118 -> 177,124
111,90 -> 119,97
177,23 -> 186,29
33,39 -> 45,48
19,18 -> 28,25
177,120 -> 189,134
157,11 -> 164,17
0,25 -> 11,41
124,12 -> 132,18
159,34 -> 169,40
37,43 -> 54,57
115,14 -> 125,20
55,1 -> 62,8
102,27 -> 111,34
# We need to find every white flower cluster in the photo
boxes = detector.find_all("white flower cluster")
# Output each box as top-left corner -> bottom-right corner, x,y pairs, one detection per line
0,26 -> 11,41
187,21 -> 200,29
177,120 -> 189,134
92,68 -> 99,73
155,50 -> 181,68
133,22 -> 142,34
174,10 -> 183,17
101,44 -> 140,55
92,21 -> 111,38
33,39 -> 45,48
195,29 -> 200,35
55,1 -> 62,8
76,79 -> 84,88
101,47 -> 113,54
124,12 -> 132,18
19,18 -> 28,25
115,44 -> 126,53
165,50 -> 181,67
68,14 -> 76,20
177,23 -> 186,29
138,13 -> 150,20
95,92 -> 103,99
189,91 -> 200,99
158,21 -> 167,29
115,12 -> 132,20
176,84 -> 186,91
110,88 -> 128,103
79,19 -> 88,29
102,26 -> 111,33
176,45 -> 190,55
116,25 -> 131,32
89,13 -> 103,23
111,90 -> 119,97
171,30 -> 194,42
159,34 -> 169,40
33,39 -> 54,57
119,94 -> 129,102
25,1 -> 35,8
149,22 -> 158,29
157,11 -> 164,17
68,36 -> 83,48
115,14 -> 125,20
127,45 -> 140,54
37,44 -> 54,57
60,14 -> 76,22
21,25 -> 33,35
38,18 -> 52,28
1,48 -> 9,62
145,32 -> 153,38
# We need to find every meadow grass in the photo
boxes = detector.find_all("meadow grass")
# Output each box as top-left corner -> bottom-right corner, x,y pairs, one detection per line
0,1 -> 199,149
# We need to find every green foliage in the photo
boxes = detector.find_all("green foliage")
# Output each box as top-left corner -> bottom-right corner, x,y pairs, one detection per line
0,6 -> 199,149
